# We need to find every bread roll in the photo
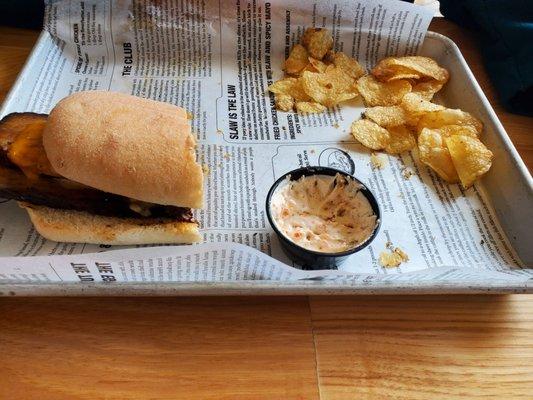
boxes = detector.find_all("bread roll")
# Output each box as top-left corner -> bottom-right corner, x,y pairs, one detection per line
43,91 -> 203,209
21,203 -> 201,245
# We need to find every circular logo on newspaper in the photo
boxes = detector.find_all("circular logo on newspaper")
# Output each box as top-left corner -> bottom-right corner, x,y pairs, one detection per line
318,148 -> 355,174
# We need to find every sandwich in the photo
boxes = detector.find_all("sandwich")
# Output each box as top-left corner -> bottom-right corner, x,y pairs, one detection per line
0,90 -> 204,244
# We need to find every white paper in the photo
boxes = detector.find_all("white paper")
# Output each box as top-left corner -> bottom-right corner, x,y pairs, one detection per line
0,0 -> 530,288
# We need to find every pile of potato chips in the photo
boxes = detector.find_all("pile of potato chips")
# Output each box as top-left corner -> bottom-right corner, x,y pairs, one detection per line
268,28 -> 493,188
268,28 -> 364,113
352,55 -> 493,188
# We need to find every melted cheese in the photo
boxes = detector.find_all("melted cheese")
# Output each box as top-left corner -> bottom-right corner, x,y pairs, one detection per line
270,174 -> 377,253
7,118 -> 56,179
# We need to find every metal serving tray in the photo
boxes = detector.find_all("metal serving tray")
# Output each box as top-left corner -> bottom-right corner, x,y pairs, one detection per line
1,32 -> 532,295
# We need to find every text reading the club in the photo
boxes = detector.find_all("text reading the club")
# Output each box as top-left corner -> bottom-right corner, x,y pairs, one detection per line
122,42 -> 133,76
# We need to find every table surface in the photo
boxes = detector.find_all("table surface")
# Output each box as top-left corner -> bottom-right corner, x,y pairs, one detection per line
0,19 -> 532,400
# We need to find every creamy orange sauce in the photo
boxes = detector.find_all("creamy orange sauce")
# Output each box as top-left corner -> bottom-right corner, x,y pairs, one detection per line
271,174 -> 377,253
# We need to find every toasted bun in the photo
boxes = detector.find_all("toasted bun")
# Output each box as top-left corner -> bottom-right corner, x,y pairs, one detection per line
21,203 -> 201,245
43,91 -> 204,209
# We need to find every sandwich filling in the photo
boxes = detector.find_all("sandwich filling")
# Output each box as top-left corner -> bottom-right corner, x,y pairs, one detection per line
0,112 -> 195,222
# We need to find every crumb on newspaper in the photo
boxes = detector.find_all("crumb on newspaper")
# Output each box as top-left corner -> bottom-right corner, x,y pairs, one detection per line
401,167 -> 414,180
370,152 -> 386,170
379,246 -> 409,268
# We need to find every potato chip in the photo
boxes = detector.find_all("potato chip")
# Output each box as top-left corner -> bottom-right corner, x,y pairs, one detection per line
300,67 -> 355,107
372,60 -> 420,82
284,44 -> 309,76
436,124 -> 479,138
412,80 -> 444,101
331,91 -> 359,104
445,135 -> 493,188
418,128 -> 459,182
268,78 -> 310,101
295,101 -> 327,113
380,66 -> 422,82
416,108 -> 483,133
351,119 -> 390,150
323,50 -> 336,64
301,28 -> 333,59
400,93 -> 445,116
332,52 -> 365,80
374,65 -> 423,83
268,77 -> 297,94
356,75 -> 412,106
306,57 -> 328,73
275,94 -> 294,112
373,56 -> 449,83
324,64 -> 336,73
384,125 -> 416,154
364,106 -> 409,127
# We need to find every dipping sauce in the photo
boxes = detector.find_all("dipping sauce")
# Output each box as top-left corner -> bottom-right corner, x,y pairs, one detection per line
270,173 -> 378,253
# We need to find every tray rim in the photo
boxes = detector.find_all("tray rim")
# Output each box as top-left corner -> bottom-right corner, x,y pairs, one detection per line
0,280 -> 532,297
1,31 -> 532,296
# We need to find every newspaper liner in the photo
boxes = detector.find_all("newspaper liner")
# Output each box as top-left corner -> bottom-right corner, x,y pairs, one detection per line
0,0 -> 530,287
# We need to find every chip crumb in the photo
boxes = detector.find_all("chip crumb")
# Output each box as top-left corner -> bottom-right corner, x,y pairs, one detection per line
395,247 -> 409,260
223,153 -> 231,160
385,241 -> 393,249
333,123 -> 340,128
401,167 -> 414,180
201,164 -> 210,175
379,246 -> 409,268
186,111 -> 194,120
310,149 -> 315,154
370,152 -> 386,170
216,129 -> 223,134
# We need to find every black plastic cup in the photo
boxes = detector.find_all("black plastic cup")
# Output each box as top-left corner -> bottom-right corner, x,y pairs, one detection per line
266,166 -> 381,270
